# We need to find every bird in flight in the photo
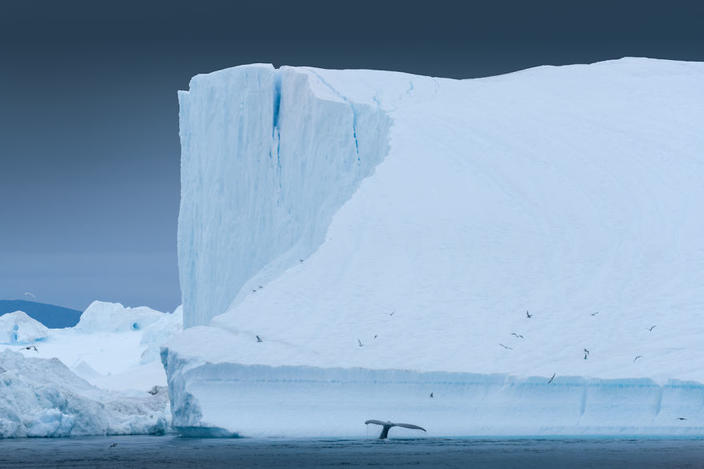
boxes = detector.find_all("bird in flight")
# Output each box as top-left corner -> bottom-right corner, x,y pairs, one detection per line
511,332 -> 525,339
548,373 -> 556,384
256,335 -> 263,343
584,348 -> 590,360
526,311 -> 533,319
633,355 -> 643,362
365,420 -> 426,439
591,312 -> 599,316
499,343 -> 513,350
358,339 -> 363,347
649,325 -> 656,332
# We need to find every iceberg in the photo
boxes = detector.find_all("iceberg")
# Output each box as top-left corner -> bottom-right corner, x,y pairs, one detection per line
0,350 -> 168,437
166,58 -> 704,436
1,301 -> 182,393
0,311 -> 48,345
74,300 -> 165,333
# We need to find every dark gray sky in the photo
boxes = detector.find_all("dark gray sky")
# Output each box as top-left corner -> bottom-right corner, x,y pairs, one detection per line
2,0 -> 703,312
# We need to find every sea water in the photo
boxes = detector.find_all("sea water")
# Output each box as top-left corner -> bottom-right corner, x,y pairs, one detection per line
1,436 -> 704,468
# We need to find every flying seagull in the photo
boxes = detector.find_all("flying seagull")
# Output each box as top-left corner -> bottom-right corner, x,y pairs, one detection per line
649,325 -> 656,332
677,417 -> 687,421
511,332 -> 525,339
633,355 -> 643,362
256,335 -> 263,343
548,373 -> 556,384
364,420 -> 426,439
499,343 -> 513,350
526,310 -> 533,319
25,345 -> 38,352
358,339 -> 363,347
109,442 -> 118,448
430,392 -> 434,398
23,291 -> 36,300
583,348 -> 590,360
591,312 -> 599,316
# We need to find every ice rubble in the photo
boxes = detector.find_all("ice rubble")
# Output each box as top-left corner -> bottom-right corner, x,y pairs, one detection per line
168,58 -> 704,436
0,311 -> 48,345
0,350 -> 168,438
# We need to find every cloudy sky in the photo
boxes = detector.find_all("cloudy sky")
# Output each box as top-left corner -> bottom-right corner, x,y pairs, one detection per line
1,0 -> 703,312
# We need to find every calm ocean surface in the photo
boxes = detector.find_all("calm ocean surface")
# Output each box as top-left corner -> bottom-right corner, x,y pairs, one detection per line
1,436 -> 704,468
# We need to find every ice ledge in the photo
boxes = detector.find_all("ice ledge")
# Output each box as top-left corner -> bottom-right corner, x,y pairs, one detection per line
161,346 -> 704,437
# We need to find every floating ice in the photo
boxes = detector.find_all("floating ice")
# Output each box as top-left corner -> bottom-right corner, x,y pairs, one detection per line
0,311 -> 48,345
74,301 -> 164,334
0,350 -> 168,437
168,58 -> 704,436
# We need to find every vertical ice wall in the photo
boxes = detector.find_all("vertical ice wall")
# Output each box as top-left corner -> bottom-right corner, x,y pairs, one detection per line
178,64 -> 391,327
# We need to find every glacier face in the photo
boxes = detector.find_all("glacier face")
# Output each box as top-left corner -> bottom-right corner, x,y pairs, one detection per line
170,58 -> 704,436
178,64 -> 391,327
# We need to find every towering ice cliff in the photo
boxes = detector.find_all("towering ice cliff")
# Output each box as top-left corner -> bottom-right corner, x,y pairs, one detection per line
178,64 -> 390,327
167,59 -> 704,436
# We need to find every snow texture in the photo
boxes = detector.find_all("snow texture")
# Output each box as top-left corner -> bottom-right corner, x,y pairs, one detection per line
0,311 -> 48,345
168,58 -> 704,436
0,350 -> 168,438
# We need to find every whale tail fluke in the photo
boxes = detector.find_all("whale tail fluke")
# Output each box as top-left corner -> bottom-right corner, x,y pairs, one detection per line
364,420 -> 427,439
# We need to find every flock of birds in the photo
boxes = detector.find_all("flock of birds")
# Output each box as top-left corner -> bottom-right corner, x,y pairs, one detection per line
248,289 -> 689,430
496,310 -> 659,383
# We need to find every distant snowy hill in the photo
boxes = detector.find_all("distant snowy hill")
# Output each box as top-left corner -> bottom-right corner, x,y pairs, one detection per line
0,300 -> 82,328
165,58 -> 704,437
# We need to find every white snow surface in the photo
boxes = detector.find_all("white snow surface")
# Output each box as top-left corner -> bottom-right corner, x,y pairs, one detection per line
0,350 -> 168,438
0,311 -> 49,345
168,58 -> 704,436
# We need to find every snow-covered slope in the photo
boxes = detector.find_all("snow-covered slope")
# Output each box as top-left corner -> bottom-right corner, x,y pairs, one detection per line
167,58 -> 704,436
0,350 -> 168,437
